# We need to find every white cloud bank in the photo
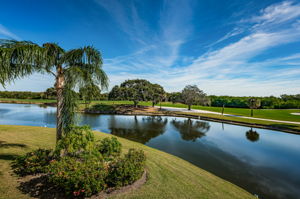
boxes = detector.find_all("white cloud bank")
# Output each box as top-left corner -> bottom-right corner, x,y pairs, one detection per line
101,0 -> 300,96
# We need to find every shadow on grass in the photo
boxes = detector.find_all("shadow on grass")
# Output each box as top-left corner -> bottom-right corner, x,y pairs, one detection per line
0,154 -> 19,160
18,175 -> 71,199
0,141 -> 27,148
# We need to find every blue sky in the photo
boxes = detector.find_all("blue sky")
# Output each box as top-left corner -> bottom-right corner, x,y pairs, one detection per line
1,0 -> 300,96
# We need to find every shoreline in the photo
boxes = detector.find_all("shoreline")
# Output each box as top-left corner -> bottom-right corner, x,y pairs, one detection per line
1,100 -> 299,134
82,110 -> 300,135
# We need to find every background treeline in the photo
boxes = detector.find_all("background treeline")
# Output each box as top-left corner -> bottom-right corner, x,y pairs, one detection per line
1,82 -> 300,109
165,94 -> 300,109
0,87 -> 107,101
209,95 -> 300,109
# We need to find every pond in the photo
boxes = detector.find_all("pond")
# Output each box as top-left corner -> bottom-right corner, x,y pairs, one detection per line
0,103 -> 300,199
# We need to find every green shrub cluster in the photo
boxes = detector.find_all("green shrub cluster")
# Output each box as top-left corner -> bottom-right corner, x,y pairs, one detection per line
47,156 -> 108,197
107,149 -> 146,187
12,126 -> 146,197
98,137 -> 122,160
11,148 -> 52,176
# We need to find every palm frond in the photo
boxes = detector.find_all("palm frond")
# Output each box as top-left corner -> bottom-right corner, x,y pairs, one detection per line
62,46 -> 108,90
0,39 -> 48,86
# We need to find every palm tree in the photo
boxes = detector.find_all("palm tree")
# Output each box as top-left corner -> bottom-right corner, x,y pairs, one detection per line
0,40 -> 108,143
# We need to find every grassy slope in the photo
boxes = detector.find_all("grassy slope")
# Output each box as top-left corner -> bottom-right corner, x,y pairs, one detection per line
0,125 -> 254,199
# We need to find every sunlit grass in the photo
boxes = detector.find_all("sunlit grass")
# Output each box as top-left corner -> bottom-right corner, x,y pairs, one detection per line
0,125 -> 254,199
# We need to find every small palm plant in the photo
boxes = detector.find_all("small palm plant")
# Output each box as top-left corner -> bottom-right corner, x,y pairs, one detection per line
0,40 -> 108,143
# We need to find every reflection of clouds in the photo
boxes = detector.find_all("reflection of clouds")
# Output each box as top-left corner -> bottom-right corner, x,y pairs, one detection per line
206,124 -> 300,171
1,103 -> 300,199
182,139 -> 300,199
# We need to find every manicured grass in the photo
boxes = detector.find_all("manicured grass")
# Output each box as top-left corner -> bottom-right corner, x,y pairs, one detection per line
177,112 -> 300,132
0,125 -> 254,199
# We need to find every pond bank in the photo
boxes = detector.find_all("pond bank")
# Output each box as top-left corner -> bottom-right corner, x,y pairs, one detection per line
0,125 -> 255,199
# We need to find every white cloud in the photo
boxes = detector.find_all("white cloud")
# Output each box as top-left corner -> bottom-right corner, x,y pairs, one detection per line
0,24 -> 20,40
250,1 -> 300,25
104,1 -> 300,96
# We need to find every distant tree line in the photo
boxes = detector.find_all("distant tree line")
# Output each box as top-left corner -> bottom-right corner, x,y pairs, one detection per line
0,91 -> 45,99
1,80 -> 300,109
209,95 -> 300,109
0,85 -> 107,101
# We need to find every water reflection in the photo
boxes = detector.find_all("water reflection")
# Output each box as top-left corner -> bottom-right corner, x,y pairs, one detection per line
171,118 -> 210,141
1,103 -> 300,199
108,115 -> 167,144
246,128 -> 260,142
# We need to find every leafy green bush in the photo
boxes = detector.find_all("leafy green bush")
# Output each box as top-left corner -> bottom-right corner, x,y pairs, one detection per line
12,148 -> 52,176
47,156 -> 108,197
97,137 -> 122,160
54,125 -> 97,157
11,125 -> 146,197
107,149 -> 146,187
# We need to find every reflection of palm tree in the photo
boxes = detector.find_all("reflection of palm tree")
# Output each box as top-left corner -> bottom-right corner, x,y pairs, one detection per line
109,116 -> 167,144
246,128 -> 260,142
171,118 -> 210,142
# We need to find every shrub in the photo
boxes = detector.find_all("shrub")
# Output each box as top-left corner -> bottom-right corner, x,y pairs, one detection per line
12,148 -> 52,176
97,137 -> 122,160
54,125 -> 97,157
107,149 -> 146,187
47,156 -> 108,197
11,125 -> 146,197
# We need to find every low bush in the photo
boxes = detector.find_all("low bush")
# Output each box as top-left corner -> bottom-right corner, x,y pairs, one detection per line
12,148 -> 53,176
12,126 -> 146,197
107,149 -> 146,187
47,156 -> 107,197
97,137 -> 122,160
54,125 -> 97,157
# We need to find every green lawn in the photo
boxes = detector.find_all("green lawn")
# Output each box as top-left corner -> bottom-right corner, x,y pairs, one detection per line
0,125 -> 254,199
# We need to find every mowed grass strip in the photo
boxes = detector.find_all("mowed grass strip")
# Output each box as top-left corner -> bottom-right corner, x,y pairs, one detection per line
0,125 -> 255,199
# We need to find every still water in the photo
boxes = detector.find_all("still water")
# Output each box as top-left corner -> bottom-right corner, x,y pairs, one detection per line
0,103 -> 300,199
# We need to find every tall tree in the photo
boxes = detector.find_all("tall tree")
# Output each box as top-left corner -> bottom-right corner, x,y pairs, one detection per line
79,83 -> 101,108
181,85 -> 207,110
168,92 -> 182,104
44,87 -> 57,99
109,79 -> 152,107
0,40 -> 108,143
150,84 -> 165,107
248,98 -> 261,117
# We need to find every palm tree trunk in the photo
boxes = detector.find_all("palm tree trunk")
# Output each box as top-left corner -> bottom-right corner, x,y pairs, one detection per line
56,65 -> 64,143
